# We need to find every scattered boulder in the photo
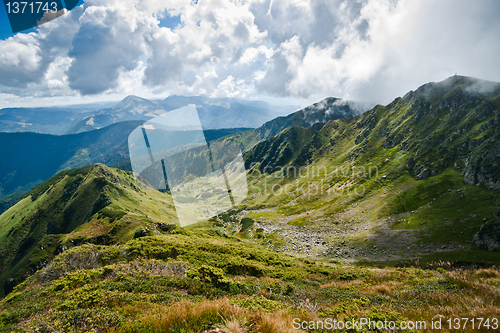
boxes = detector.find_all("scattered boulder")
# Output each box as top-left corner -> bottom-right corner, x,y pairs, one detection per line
3,278 -> 15,296
415,166 -> 430,180
133,227 -> 149,239
170,247 -> 179,259
406,158 -> 415,170
472,220 -> 500,251
159,223 -> 177,233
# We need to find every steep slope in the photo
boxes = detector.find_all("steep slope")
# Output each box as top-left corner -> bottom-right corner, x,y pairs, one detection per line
0,169 -> 498,333
1,225 -> 498,332
243,124 -> 325,173
0,164 -> 177,298
238,75 -> 500,263
66,95 -> 292,134
217,97 -> 366,152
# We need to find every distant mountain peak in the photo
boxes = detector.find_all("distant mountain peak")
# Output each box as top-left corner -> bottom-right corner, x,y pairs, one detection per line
300,96 -> 368,120
122,95 -> 144,101
408,75 -> 500,102
113,95 -> 159,108
317,96 -> 342,103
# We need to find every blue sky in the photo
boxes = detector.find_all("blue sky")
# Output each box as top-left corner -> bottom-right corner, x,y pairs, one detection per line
0,1 -> 85,40
0,3 -> 16,40
0,0 -> 499,108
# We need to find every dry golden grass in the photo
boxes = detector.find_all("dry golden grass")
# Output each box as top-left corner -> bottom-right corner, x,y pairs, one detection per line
6,245 -> 500,333
366,268 -> 404,282
334,278 -> 364,289
319,282 -> 337,289
364,280 -> 402,295
91,265 -> 500,333
131,297 -> 306,333
474,268 -> 500,279
222,317 -> 246,333
259,276 -> 282,283
251,310 -> 304,333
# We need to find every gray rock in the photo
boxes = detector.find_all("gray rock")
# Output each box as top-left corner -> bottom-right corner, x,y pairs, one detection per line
406,158 -> 415,170
472,220 -> 500,251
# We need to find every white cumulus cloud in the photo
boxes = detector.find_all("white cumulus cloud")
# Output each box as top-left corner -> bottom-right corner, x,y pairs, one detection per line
0,0 -> 498,107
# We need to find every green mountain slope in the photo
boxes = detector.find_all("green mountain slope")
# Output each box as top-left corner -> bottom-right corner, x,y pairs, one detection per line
243,124 -> 323,173
148,98 -> 363,189
237,75 -> 500,264
217,97 -> 366,152
0,168 -> 499,332
1,77 -> 500,331
0,164 -> 177,298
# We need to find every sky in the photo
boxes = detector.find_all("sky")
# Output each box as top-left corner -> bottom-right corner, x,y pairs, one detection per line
0,0 -> 499,108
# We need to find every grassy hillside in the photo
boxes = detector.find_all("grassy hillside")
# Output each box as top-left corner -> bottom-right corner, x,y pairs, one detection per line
0,206 -> 499,331
0,164 -> 178,298
0,236 -> 499,332
235,75 -> 500,265
1,196 -> 499,332
1,76 -> 500,332
0,166 -> 499,331
243,125 -> 319,173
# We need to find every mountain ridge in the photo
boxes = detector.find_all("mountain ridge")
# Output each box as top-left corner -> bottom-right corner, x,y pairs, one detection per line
0,163 -> 177,297
0,122 -> 250,209
216,96 -> 367,153
237,75 -> 500,263
1,76 -> 500,331
66,95 -> 298,134
0,101 -> 120,135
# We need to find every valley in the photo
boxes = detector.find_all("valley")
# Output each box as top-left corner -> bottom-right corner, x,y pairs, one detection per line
0,123 -> 250,211
228,76 -> 500,266
0,76 -> 499,332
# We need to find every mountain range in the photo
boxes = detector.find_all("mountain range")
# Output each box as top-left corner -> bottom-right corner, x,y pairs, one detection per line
0,98 -> 362,212
215,97 -> 367,152
240,75 -> 500,262
0,76 -> 499,331
0,101 -> 117,135
0,95 -> 299,136
0,123 -> 249,207
64,95 -> 300,134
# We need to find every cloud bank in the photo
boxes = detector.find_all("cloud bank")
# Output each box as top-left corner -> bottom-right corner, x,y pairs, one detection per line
0,0 -> 499,106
